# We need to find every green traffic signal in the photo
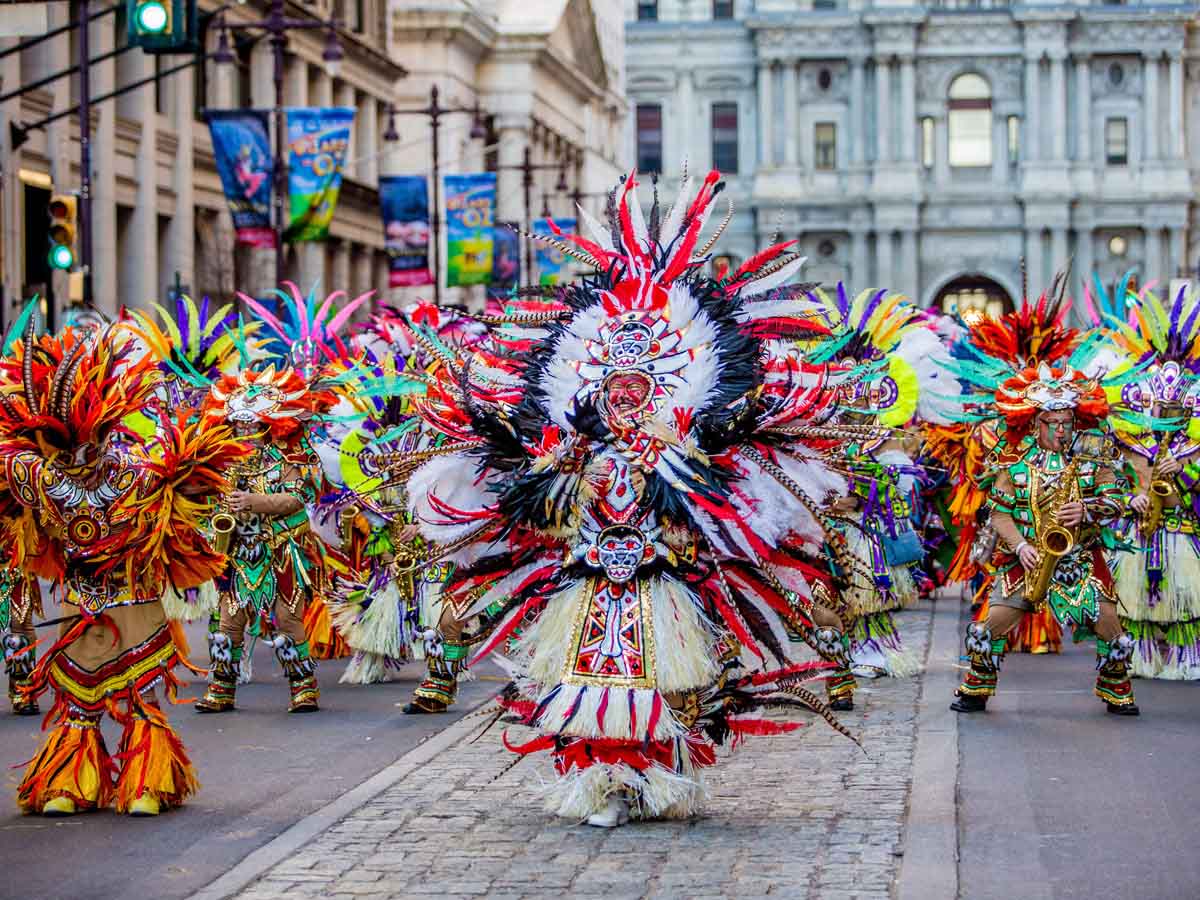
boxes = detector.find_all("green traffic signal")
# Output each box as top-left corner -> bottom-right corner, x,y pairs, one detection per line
133,0 -> 168,33
48,244 -> 74,271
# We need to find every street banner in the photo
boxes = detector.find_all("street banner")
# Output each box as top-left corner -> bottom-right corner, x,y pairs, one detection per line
487,222 -> 521,300
380,175 -> 433,287
533,217 -> 576,285
285,107 -> 355,242
204,110 -> 274,247
444,173 -> 496,287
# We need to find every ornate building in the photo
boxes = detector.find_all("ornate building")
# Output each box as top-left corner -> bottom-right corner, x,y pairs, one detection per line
626,0 -> 1199,316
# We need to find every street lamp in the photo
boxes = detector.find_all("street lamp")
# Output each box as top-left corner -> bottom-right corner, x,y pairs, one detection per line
384,84 -> 487,304
494,145 -> 576,282
214,0 -> 343,289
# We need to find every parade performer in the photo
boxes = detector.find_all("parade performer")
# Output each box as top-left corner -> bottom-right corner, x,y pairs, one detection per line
799,285 -> 958,678
2,564 -> 41,715
193,362 -> 335,713
3,314 -> 248,815
394,170 -> 862,827
1090,280 -> 1200,679
949,360 -> 1141,716
928,283 -> 1084,654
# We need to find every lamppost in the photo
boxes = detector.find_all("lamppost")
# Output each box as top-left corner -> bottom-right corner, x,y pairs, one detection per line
383,85 -> 487,305
212,1 -> 344,290
495,146 -> 570,283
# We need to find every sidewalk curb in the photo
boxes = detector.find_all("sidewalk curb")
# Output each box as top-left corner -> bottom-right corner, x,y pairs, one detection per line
896,595 -> 962,900
188,703 -> 488,900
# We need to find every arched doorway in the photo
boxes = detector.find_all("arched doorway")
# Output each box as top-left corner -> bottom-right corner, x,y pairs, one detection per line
933,275 -> 1015,324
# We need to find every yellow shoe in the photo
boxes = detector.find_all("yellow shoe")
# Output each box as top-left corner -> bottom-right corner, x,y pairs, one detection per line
41,796 -> 77,817
128,793 -> 160,817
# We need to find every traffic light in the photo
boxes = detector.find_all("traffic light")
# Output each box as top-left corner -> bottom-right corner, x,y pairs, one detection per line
47,193 -> 77,271
127,0 -> 198,54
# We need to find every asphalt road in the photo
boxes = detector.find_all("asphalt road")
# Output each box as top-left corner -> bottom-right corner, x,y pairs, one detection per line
958,618 -> 1200,900
0,618 -> 499,900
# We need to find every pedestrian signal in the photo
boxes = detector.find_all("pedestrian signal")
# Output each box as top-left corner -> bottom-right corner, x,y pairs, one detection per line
127,0 -> 197,53
47,194 -> 77,271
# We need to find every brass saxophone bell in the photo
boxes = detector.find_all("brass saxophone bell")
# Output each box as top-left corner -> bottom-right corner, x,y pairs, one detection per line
211,512 -> 236,555
339,505 -> 360,545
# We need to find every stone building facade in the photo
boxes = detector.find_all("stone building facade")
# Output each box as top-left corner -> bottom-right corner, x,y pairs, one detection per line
0,0 -> 626,324
626,0 -> 1199,317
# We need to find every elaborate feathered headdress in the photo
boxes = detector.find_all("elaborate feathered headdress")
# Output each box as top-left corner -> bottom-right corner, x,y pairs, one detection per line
202,364 -> 335,447
238,281 -> 372,377
968,281 -> 1080,367
995,362 -> 1109,439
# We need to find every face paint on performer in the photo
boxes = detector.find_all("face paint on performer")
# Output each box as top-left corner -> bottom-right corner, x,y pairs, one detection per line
1036,408 -> 1075,453
603,372 -> 653,423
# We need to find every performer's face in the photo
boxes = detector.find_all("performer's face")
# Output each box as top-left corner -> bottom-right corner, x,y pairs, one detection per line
605,373 -> 651,421
1036,410 -> 1075,452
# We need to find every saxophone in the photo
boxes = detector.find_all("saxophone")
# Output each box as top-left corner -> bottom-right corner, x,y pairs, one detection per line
1025,456 -> 1081,611
210,457 -> 256,555
1142,474 -> 1172,538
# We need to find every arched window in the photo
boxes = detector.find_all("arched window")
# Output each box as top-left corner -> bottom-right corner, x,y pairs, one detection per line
948,73 -> 992,168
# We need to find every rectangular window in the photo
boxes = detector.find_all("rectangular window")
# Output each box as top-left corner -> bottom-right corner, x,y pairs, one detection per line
713,0 -> 734,18
814,122 -> 837,171
636,104 -> 663,174
921,117 -> 934,169
1105,118 -> 1128,165
1007,115 -> 1020,164
711,102 -> 739,173
637,2 -> 658,21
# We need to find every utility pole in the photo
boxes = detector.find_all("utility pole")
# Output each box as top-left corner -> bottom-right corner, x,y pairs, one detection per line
78,0 -> 94,305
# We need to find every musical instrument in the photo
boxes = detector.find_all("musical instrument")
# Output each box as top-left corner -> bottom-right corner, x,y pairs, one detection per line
1025,455 -> 1081,611
339,505 -> 360,546
1142,478 -> 1173,537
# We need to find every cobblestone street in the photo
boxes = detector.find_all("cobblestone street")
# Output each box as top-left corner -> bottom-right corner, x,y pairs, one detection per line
218,608 -> 932,900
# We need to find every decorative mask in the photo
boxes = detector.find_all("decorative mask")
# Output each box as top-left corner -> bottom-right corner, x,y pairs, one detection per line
587,524 -> 655,583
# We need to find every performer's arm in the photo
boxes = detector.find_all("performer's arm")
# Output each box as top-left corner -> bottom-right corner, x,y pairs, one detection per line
987,470 -> 1024,551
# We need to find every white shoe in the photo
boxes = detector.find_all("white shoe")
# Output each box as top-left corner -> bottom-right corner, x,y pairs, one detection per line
851,664 -> 887,679
585,795 -> 630,828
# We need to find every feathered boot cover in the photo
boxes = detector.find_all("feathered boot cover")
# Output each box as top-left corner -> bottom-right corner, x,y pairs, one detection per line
4,632 -> 39,715
1095,634 -> 1137,708
406,633 -> 468,712
17,708 -> 114,814
302,595 -> 351,660
273,636 -> 319,713
849,611 -> 921,677
113,696 -> 199,813
194,632 -> 239,712
955,622 -> 1006,700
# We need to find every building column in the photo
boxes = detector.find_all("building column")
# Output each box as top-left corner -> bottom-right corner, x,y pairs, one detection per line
1024,227 -> 1044,295
934,115 -> 950,184
331,238 -> 350,292
783,61 -> 798,168
1075,55 -> 1092,163
900,229 -> 918,298
1144,53 -> 1160,161
851,57 -> 866,165
1076,226 -> 1094,301
852,227 -> 868,286
1024,56 -> 1040,162
495,118 -> 528,225
1145,226 -> 1163,279
757,61 -> 774,169
876,229 -> 894,286
875,58 -> 891,163
90,11 -> 118,314
166,63 -> 195,300
336,82 -> 357,180
1168,51 -> 1185,159
1166,226 -> 1185,279
899,54 -> 916,164
1050,53 -> 1067,160
678,69 -> 693,163
208,29 -> 234,108
991,114 -> 1007,184
360,92 -> 378,186
1050,226 -> 1068,274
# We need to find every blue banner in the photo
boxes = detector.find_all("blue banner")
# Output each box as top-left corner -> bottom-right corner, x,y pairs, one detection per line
533,217 -> 576,286
285,107 -> 355,242
380,175 -> 433,287
444,173 -> 496,287
487,222 -> 521,300
204,109 -> 274,247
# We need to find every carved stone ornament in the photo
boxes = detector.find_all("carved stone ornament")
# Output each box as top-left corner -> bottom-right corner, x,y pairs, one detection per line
920,20 -> 1019,50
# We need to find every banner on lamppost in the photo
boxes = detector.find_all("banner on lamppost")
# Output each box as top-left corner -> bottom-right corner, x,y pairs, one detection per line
285,106 -> 355,243
444,173 -> 496,287
380,175 -> 433,287
533,217 -> 576,286
486,223 -> 521,301
204,110 -> 274,247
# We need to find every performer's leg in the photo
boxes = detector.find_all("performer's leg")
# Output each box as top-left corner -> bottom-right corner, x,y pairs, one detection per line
273,599 -> 319,713
5,612 -> 38,716
195,602 -> 245,712
403,605 -> 468,714
1093,600 -> 1139,716
951,603 -> 1025,712
17,707 -> 112,816
811,604 -> 856,711
114,690 -> 199,815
